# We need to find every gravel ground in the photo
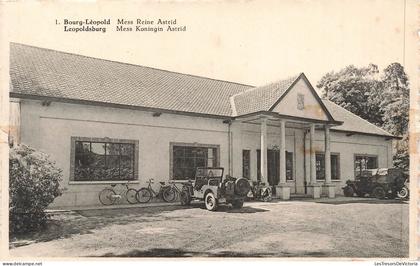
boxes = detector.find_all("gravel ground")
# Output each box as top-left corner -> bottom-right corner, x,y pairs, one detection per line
9,198 -> 409,258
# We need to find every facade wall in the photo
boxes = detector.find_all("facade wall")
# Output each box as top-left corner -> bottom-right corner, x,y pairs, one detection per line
17,98 -> 393,208
19,99 -> 230,207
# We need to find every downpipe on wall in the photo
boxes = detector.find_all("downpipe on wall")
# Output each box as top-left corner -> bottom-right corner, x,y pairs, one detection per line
303,129 -> 308,194
224,119 -> 233,177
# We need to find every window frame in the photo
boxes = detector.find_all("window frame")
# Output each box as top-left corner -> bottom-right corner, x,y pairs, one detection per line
315,152 -> 341,181
354,154 -> 378,178
286,151 -> 294,181
242,149 -> 251,179
169,142 -> 220,180
70,136 -> 139,183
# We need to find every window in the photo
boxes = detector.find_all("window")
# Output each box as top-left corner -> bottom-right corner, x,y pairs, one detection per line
354,155 -> 378,177
316,152 -> 340,180
331,154 -> 340,180
71,138 -> 138,182
242,150 -> 251,179
286,151 -> 293,180
172,144 -> 219,180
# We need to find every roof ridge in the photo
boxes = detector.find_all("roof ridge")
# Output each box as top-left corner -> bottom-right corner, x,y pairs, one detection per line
267,73 -> 302,111
229,95 -> 238,116
230,85 -> 258,99
230,73 -> 301,100
323,99 -> 393,136
10,42 -> 255,88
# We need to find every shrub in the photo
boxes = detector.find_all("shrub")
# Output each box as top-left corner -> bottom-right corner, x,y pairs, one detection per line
393,134 -> 409,172
9,144 -> 62,234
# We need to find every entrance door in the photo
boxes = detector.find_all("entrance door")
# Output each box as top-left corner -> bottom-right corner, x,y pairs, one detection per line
257,149 -> 280,186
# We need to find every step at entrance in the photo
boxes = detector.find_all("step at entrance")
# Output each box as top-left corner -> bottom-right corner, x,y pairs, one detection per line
290,193 -> 312,199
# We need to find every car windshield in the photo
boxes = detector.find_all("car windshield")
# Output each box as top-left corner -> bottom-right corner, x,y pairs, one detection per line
195,168 -> 223,179
371,168 -> 388,176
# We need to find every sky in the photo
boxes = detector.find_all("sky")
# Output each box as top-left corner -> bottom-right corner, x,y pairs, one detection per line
1,0 -> 409,88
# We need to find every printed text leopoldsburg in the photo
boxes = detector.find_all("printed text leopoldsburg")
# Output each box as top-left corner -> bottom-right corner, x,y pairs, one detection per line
57,18 -> 187,33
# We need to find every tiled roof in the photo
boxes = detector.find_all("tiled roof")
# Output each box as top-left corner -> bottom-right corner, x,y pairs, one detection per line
10,43 -> 252,117
10,43 -> 395,138
322,100 -> 394,137
232,74 -> 300,116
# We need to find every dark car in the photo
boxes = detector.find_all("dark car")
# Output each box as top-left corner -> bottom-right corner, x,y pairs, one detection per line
342,168 -> 408,199
179,167 -> 251,211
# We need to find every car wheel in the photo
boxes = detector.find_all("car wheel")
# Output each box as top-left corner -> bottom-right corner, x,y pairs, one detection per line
232,200 -> 244,209
355,191 -> 365,197
397,186 -> 409,199
343,186 -> 354,197
180,189 -> 191,206
205,192 -> 218,211
235,178 -> 251,197
373,186 -> 386,199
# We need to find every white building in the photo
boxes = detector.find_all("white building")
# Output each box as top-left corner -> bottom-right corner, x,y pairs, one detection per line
9,43 -> 397,208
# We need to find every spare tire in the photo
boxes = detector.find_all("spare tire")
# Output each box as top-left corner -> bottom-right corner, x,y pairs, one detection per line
235,178 -> 251,197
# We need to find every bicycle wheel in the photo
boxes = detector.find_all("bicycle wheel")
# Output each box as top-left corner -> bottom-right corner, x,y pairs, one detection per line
262,187 -> 272,202
136,188 -> 152,203
126,188 -> 138,204
99,188 -> 117,205
162,187 -> 176,202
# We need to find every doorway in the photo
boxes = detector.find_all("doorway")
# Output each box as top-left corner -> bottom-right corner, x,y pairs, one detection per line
256,149 -> 280,186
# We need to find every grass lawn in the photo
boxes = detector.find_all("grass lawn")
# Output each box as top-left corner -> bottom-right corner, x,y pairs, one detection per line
9,198 -> 409,258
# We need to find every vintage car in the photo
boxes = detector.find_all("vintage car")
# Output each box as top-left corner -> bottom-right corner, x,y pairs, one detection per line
179,167 -> 251,211
342,168 -> 408,199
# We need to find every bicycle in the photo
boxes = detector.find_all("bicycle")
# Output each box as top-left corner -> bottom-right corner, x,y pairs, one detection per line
98,181 -> 138,205
165,180 -> 185,202
249,180 -> 273,202
136,178 -> 176,203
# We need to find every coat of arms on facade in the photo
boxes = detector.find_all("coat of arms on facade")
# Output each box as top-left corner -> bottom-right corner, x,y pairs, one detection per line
297,93 -> 305,110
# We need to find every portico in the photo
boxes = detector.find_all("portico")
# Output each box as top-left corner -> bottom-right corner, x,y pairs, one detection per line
235,112 -> 339,199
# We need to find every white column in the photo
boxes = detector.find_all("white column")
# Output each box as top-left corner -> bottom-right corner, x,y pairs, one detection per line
304,131 -> 310,186
310,124 -> 316,184
228,123 -> 233,177
260,117 -> 268,184
325,126 -> 331,184
279,119 -> 286,184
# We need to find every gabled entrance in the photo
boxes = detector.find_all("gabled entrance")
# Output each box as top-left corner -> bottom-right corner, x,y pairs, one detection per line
233,73 -> 343,200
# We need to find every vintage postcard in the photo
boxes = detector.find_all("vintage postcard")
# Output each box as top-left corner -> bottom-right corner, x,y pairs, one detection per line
0,0 -> 418,264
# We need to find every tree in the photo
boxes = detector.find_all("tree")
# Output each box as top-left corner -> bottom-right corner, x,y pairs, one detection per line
317,64 -> 383,126
380,63 -> 409,136
380,63 -> 409,170
317,63 -> 409,171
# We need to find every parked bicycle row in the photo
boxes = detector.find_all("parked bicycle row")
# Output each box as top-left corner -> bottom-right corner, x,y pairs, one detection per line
98,178 -> 273,206
98,179 -> 183,205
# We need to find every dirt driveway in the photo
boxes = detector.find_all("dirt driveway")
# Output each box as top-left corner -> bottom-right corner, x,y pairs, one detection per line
9,198 -> 409,258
